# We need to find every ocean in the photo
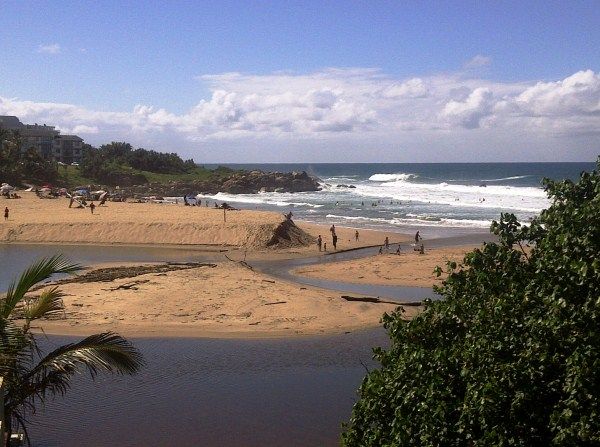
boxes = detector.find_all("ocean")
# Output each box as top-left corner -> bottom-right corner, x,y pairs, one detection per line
199,162 -> 595,237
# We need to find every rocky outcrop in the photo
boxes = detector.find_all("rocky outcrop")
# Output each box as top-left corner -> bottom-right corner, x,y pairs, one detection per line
123,170 -> 321,197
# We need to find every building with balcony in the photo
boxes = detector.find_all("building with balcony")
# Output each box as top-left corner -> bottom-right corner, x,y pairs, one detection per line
0,115 -> 84,164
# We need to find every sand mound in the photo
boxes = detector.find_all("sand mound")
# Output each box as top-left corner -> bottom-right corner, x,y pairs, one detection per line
265,219 -> 315,248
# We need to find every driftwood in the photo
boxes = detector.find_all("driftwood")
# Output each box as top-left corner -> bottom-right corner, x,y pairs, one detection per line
106,279 -> 150,291
264,301 -> 287,306
223,254 -> 254,271
341,295 -> 421,306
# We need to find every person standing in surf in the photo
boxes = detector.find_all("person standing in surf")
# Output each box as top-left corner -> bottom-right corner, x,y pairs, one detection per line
415,231 -> 421,244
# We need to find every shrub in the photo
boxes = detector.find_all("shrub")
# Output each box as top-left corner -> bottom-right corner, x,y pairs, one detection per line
342,161 -> 600,446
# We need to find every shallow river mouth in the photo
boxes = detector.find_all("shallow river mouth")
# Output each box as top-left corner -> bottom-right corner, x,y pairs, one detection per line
0,233 -> 492,446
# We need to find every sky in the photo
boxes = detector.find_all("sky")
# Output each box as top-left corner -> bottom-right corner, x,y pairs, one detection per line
1,0 -> 599,162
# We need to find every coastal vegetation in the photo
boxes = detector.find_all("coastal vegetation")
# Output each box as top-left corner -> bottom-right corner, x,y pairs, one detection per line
0,131 -> 233,188
2,135 -> 320,195
343,162 -> 600,445
0,129 -> 59,185
0,255 -> 144,445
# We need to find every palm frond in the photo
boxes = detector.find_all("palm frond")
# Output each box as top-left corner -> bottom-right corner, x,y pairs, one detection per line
2,255 -> 81,319
21,286 -> 65,321
6,332 -> 143,411
11,410 -> 32,447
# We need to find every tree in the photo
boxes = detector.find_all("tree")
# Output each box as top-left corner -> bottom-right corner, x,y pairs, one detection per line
0,130 -> 58,185
342,161 -> 600,446
0,256 -> 144,445
0,129 -> 23,185
17,148 -> 58,184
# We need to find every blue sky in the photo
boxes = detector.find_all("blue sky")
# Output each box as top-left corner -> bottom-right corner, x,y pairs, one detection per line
1,1 -> 599,162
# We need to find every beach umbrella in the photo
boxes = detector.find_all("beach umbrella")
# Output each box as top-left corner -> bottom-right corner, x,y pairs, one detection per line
0,183 -> 14,193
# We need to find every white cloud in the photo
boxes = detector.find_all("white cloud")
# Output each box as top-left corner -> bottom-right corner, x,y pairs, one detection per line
37,43 -> 61,54
464,55 -> 492,69
513,69 -> 600,116
442,88 -> 495,129
72,125 -> 99,134
379,78 -> 428,99
0,68 -> 599,160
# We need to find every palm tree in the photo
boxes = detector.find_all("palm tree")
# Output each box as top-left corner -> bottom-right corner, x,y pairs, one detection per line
0,255 -> 144,446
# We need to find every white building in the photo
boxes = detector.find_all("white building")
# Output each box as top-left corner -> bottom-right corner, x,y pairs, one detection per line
0,116 -> 84,164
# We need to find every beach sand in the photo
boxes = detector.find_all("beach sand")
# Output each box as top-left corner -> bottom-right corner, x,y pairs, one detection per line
1,192 -> 479,338
293,245 -> 476,288
1,192 -> 410,256
34,261 -> 417,338
1,192 -> 306,248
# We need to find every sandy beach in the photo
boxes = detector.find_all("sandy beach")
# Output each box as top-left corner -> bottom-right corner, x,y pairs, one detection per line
0,192 -> 481,338
34,261 -> 419,338
293,245 -> 476,288
1,192 -> 410,255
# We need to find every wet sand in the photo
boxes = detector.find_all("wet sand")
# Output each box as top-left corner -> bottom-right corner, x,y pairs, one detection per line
292,245 -> 477,288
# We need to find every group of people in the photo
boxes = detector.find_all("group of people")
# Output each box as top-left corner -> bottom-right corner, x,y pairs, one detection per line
316,225 -> 425,256
378,231 -> 424,254
316,224 -> 340,252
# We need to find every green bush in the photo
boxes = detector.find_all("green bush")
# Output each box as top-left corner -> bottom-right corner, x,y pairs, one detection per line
80,142 -> 196,184
0,130 -> 58,185
342,161 -> 600,446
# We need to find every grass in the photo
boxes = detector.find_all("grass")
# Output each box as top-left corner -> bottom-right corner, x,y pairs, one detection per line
57,165 -> 95,187
57,164 -> 237,187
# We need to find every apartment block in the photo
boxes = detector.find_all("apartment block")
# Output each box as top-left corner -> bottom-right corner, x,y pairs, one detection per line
0,115 -> 84,164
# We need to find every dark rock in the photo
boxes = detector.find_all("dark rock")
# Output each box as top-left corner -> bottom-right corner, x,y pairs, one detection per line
116,170 -> 321,197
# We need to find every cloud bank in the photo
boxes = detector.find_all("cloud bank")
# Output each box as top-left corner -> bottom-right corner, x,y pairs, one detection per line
1,67 -> 599,160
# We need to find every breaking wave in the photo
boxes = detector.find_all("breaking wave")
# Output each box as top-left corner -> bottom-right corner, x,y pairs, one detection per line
368,173 -> 418,182
325,214 -> 492,229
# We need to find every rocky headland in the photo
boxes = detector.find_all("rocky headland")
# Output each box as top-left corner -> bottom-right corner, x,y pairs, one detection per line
124,170 -> 321,197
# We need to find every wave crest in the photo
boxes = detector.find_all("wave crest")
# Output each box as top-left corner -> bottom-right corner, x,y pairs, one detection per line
368,173 -> 417,182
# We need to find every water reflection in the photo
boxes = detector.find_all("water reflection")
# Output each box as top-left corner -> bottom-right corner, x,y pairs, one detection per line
29,331 -> 389,446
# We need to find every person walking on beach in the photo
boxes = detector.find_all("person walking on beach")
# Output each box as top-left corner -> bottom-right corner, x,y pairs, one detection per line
317,235 -> 322,252
355,230 -> 359,242
4,207 -> 8,221
89,202 -> 96,214
415,231 -> 421,244
384,236 -> 389,250
330,224 -> 336,236
332,233 -> 338,250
